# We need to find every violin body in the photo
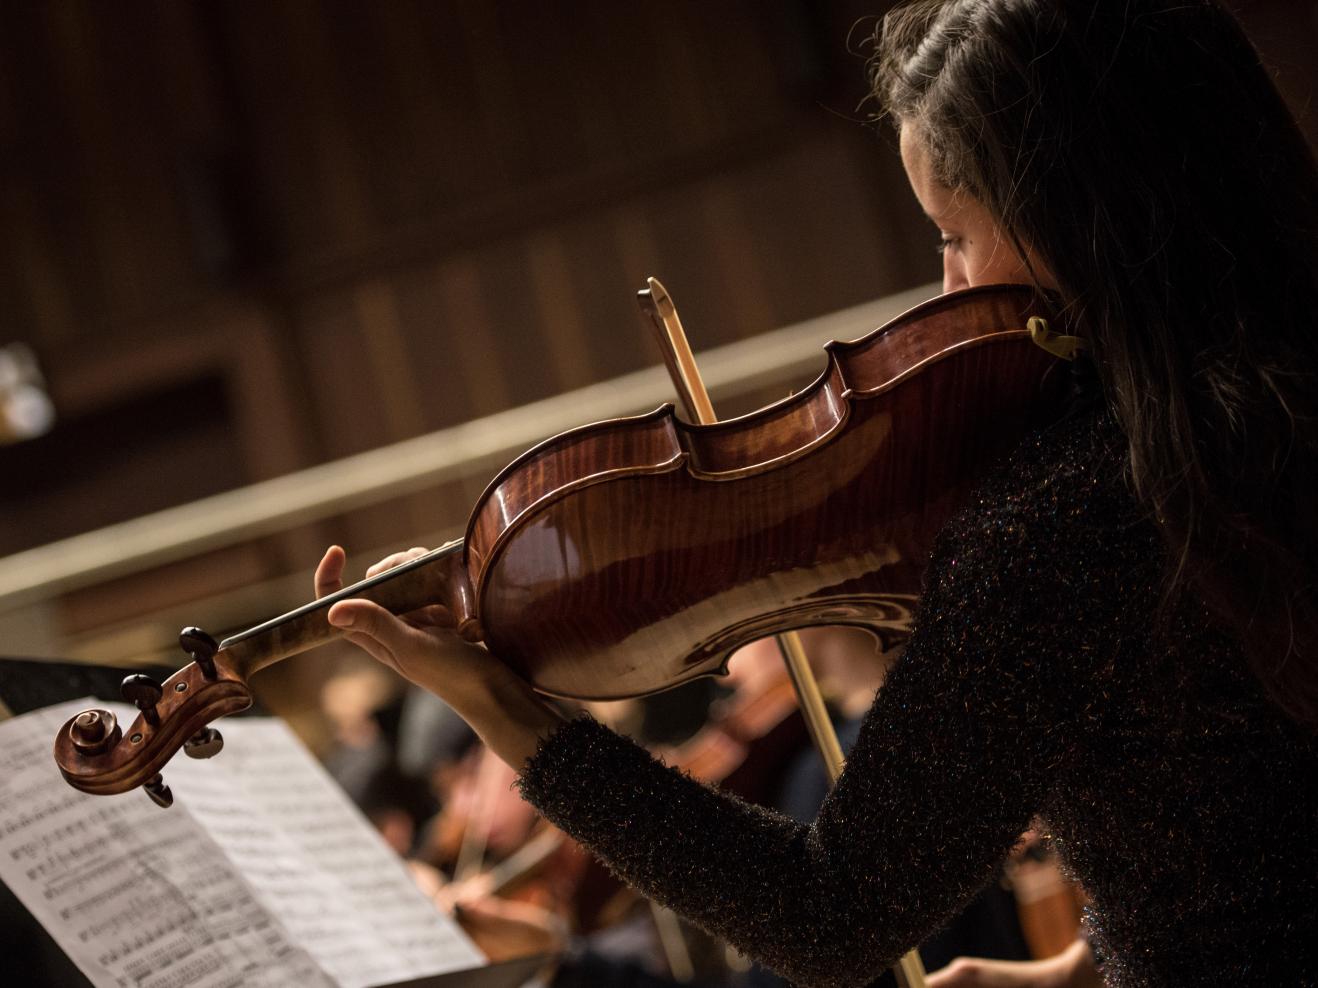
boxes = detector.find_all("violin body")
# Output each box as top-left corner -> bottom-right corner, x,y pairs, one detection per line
54,283 -> 1064,794
466,284 -> 1063,697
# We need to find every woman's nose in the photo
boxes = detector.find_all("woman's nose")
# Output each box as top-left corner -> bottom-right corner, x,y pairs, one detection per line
943,256 -> 969,293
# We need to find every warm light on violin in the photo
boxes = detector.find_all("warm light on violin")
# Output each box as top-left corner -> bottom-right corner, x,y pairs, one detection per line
53,283 -> 1066,806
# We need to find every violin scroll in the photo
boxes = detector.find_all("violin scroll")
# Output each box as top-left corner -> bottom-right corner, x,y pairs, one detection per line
52,626 -> 254,806
68,708 -> 121,754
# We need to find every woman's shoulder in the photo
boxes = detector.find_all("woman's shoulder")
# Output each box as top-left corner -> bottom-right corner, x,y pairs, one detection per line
1011,404 -> 1124,485
955,406 -> 1147,547
919,406 -> 1164,637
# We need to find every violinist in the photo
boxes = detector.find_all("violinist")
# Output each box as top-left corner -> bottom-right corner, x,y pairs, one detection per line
313,1 -> 1318,985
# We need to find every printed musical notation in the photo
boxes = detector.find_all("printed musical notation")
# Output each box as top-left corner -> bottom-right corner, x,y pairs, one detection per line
166,717 -> 485,987
0,700 -> 485,988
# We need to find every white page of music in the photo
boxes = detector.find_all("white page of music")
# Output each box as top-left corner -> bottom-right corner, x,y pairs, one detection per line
164,709 -> 484,987
0,699 -> 484,988
0,700 -> 330,988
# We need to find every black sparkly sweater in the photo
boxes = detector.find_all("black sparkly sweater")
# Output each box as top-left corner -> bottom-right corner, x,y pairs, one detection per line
517,410 -> 1318,988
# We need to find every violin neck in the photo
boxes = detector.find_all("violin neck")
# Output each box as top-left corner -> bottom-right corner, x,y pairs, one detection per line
217,540 -> 469,679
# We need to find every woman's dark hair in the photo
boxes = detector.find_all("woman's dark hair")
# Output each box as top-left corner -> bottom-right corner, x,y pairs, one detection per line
873,0 -> 1318,728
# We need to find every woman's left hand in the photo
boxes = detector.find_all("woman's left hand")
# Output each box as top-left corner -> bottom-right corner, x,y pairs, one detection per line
315,545 -> 490,691
314,544 -> 565,770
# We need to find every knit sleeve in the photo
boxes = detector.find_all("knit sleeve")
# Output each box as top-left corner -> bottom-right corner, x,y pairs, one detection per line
517,423 -> 1127,988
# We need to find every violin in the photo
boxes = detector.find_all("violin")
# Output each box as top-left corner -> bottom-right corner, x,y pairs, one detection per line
53,283 -> 1066,809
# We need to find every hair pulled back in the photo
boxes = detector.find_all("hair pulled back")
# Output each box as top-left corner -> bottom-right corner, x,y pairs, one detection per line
874,0 -> 1318,728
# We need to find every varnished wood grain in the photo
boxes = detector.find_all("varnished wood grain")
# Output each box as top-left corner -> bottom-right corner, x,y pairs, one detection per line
470,286 -> 1061,697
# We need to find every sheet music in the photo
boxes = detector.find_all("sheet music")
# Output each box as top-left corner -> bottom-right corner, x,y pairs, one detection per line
0,699 -> 484,988
0,701 -> 331,988
164,715 -> 484,988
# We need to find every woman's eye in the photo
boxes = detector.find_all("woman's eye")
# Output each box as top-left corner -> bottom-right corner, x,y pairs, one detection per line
936,235 -> 960,255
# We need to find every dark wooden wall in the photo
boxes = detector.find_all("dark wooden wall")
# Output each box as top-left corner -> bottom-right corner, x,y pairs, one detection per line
0,0 -> 925,570
1,1 -> 1314,653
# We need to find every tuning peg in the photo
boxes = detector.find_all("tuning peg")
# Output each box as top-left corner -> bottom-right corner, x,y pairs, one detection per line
68,709 -> 121,755
179,627 -> 219,680
183,727 -> 224,759
121,674 -> 163,727
143,773 -> 173,808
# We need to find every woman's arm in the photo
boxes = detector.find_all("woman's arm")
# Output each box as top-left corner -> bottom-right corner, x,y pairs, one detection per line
321,419 -> 1128,987
513,518 -> 1090,986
